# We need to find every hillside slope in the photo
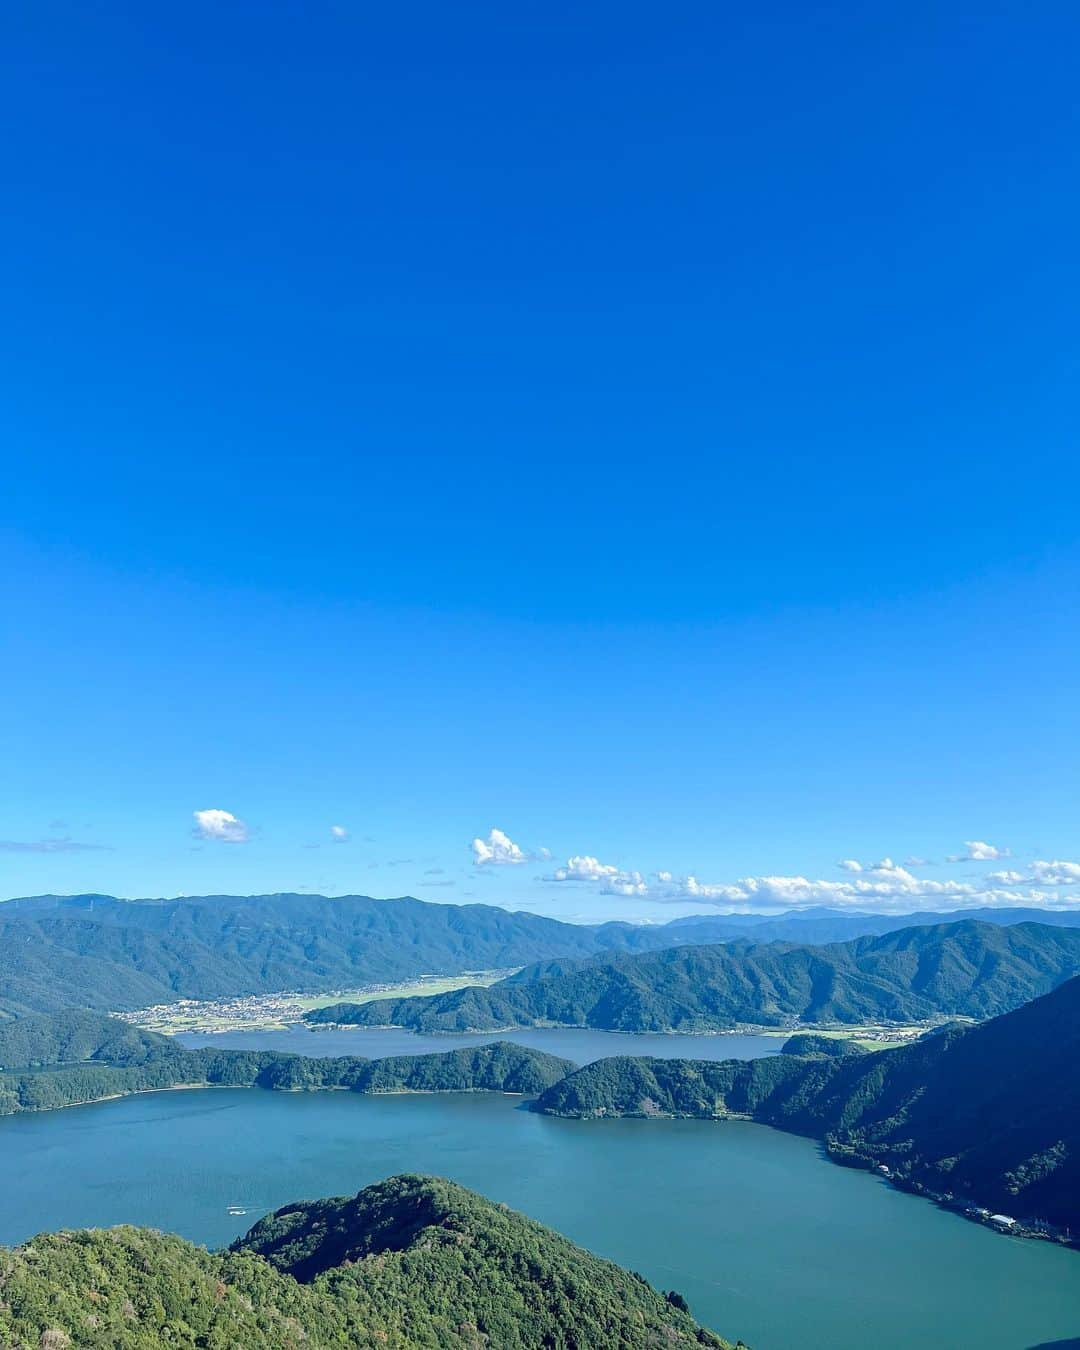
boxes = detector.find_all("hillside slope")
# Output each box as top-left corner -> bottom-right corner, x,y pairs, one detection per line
0,1175 -> 737,1348
6,892 -> 1080,1019
309,920 -> 1080,1032
0,892 -> 679,1017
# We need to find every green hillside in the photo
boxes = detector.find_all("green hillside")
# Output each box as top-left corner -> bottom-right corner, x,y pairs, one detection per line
0,1175 -> 738,1348
7,892 -> 1080,1022
0,892 -> 686,1018
0,1010 -> 173,1069
536,975 -> 1080,1231
778,1033 -> 869,1058
309,920 -> 1080,1032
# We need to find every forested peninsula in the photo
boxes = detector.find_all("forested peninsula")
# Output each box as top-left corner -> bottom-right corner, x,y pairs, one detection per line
0,1013 -> 571,1115
535,974 -> 1080,1234
0,1174 -> 740,1349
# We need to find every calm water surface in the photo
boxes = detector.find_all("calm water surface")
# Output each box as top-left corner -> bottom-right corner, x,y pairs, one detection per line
0,1089 -> 1076,1350
174,1024 -> 783,1062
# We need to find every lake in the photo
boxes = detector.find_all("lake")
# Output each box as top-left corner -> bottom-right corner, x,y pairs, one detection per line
174,1024 -> 784,1062
0,1088 -> 1076,1350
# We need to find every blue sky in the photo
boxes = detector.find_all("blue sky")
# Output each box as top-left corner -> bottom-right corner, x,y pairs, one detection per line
2,2 -> 1078,920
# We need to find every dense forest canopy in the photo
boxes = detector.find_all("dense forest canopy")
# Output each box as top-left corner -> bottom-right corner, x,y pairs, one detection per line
0,1016 -> 574,1116
0,1174 -> 739,1348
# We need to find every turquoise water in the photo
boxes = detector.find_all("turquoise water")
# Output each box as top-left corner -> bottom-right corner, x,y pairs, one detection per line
174,1024 -> 783,1062
0,1088 -> 1076,1350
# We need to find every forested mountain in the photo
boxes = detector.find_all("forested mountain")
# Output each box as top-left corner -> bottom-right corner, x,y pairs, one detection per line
0,1014 -> 573,1115
0,1174 -> 738,1348
4,891 -> 1080,1020
308,920 -> 1080,1032
536,975 -> 1080,1232
0,1009 -> 172,1069
0,892 -> 675,1017
778,1033 -> 868,1058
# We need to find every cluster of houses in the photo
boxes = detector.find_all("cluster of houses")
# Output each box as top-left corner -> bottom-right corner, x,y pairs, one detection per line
869,1164 -> 1061,1244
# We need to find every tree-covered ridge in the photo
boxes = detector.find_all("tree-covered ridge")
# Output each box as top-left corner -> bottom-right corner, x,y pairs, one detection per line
779,1033 -> 869,1058
0,1175 -> 740,1348
235,1175 -> 738,1346
310,920 -> 1080,1032
0,1011 -> 172,1069
0,1017 -> 574,1115
7,891 -> 1080,1021
536,975 -> 1080,1232
0,892 -> 691,1018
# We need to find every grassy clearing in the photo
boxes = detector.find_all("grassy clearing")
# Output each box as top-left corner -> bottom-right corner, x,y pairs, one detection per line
757,1023 -> 938,1050
293,973 -> 507,1012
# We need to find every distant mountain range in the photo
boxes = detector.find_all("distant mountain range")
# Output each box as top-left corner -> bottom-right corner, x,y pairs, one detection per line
310,919 -> 1080,1031
0,892 -> 675,1017
2,890 -> 1080,1018
0,1174 -> 738,1348
536,973 -> 1080,1232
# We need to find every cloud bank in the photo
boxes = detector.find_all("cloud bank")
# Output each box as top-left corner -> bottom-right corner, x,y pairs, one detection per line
537,841 -> 1080,915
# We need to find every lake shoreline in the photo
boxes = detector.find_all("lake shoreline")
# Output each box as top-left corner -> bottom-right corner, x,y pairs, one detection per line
3,1088 -> 1077,1350
0,1079 -> 536,1118
3,1071 -> 1072,1251
300,1017 -> 928,1041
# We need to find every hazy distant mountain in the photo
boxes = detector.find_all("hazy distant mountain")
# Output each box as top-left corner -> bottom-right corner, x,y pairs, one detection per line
310,920 -> 1080,1032
659,906 -> 1080,947
537,974 -> 1080,1231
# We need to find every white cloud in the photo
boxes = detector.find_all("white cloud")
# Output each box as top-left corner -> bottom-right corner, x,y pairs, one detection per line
646,858 -> 1066,915
547,853 -> 650,897
952,840 -> 1010,862
472,828 -> 527,866
601,870 -> 648,897
1031,860 -> 1080,885
531,837 -> 1080,918
551,855 -> 620,882
989,860 -> 1080,887
330,825 -> 349,841
838,856 -> 898,874
193,809 -> 249,843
